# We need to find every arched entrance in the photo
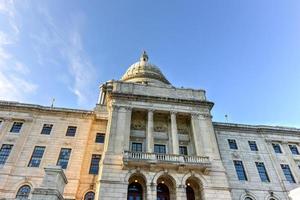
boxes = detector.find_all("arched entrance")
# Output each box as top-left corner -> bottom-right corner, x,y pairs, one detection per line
156,175 -> 176,200
185,177 -> 202,200
127,173 -> 147,200
186,185 -> 195,200
157,183 -> 170,200
128,182 -> 143,200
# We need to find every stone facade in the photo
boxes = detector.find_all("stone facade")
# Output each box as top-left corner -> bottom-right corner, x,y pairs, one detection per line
214,123 -> 300,200
0,52 -> 299,200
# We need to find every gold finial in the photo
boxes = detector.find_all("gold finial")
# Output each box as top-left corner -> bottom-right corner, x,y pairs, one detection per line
140,50 -> 148,62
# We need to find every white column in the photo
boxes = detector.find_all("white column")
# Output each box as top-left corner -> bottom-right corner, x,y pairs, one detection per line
190,113 -> 204,156
171,111 -> 179,154
147,109 -> 154,153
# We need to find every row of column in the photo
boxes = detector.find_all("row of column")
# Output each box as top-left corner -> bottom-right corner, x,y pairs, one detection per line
145,109 -> 206,156
146,110 -> 179,154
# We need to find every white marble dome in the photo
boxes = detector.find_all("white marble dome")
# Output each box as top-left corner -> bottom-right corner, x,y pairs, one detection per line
121,51 -> 171,86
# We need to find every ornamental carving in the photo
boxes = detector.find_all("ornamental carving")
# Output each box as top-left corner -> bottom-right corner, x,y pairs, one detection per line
177,116 -> 190,134
131,120 -> 146,130
154,121 -> 167,132
131,111 -> 146,130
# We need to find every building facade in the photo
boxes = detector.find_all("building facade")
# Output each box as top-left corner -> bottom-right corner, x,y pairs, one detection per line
0,52 -> 299,200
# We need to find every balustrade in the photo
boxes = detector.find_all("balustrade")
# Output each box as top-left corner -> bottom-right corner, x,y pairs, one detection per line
123,151 -> 210,167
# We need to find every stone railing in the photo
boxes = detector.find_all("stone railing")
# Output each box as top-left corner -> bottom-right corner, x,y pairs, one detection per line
123,151 -> 211,169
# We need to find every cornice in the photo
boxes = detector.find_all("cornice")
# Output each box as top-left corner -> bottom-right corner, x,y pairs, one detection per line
0,101 -> 95,118
213,122 -> 300,134
109,92 -> 214,109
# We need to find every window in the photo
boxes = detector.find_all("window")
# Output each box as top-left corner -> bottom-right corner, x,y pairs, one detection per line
66,126 -> 77,136
228,139 -> 238,149
84,191 -> 95,200
0,144 -> 13,165
89,154 -> 101,175
289,144 -> 299,155
154,144 -> 166,154
16,185 -> 31,199
179,146 -> 188,155
132,142 -> 142,152
57,148 -> 71,169
244,197 -> 254,200
28,146 -> 45,167
10,122 -> 23,133
256,162 -> 270,182
281,164 -> 296,183
272,143 -> 282,154
234,160 -> 247,181
95,133 -> 105,143
248,141 -> 258,151
41,124 -> 53,135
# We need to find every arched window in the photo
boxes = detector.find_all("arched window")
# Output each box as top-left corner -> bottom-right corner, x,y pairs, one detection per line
128,182 -> 143,200
16,185 -> 31,199
84,191 -> 95,200
245,197 -> 254,200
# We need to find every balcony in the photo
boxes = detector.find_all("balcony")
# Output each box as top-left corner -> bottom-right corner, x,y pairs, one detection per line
123,151 -> 211,170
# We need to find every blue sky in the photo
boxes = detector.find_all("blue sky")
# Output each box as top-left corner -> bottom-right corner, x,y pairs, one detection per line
0,0 -> 300,127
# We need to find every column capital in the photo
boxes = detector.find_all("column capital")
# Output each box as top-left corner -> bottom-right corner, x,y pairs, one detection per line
191,112 -> 200,119
170,111 -> 177,115
148,109 -> 155,113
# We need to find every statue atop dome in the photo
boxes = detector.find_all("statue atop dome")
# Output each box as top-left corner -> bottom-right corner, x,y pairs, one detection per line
140,51 -> 149,62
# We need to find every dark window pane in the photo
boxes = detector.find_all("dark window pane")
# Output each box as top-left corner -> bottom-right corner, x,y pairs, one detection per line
132,143 -> 142,152
289,145 -> 299,155
0,144 -> 13,165
248,141 -> 258,151
57,148 -> 71,169
28,146 -> 45,167
84,191 -> 95,200
272,143 -> 282,154
10,122 -> 23,133
89,154 -> 101,174
228,139 -> 238,150
281,164 -> 295,183
66,126 -> 77,136
256,162 -> 270,182
154,144 -> 166,154
95,133 -> 105,143
234,160 -> 247,181
179,146 -> 188,155
16,185 -> 31,199
41,124 -> 53,135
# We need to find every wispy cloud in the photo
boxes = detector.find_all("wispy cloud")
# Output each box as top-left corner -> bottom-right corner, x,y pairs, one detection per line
0,0 -> 37,101
31,4 -> 97,107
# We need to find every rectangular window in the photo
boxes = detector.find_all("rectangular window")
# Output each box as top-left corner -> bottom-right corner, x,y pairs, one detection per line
256,162 -> 270,182
66,126 -> 77,136
154,144 -> 166,154
89,154 -> 101,174
41,124 -> 53,135
281,164 -> 295,183
0,144 -> 13,165
28,146 -> 45,167
95,133 -> 105,143
10,122 -> 23,133
272,143 -> 282,154
132,143 -> 143,152
179,146 -> 188,155
289,145 -> 299,155
248,141 -> 258,151
234,160 -> 247,181
228,139 -> 238,149
57,148 -> 71,169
